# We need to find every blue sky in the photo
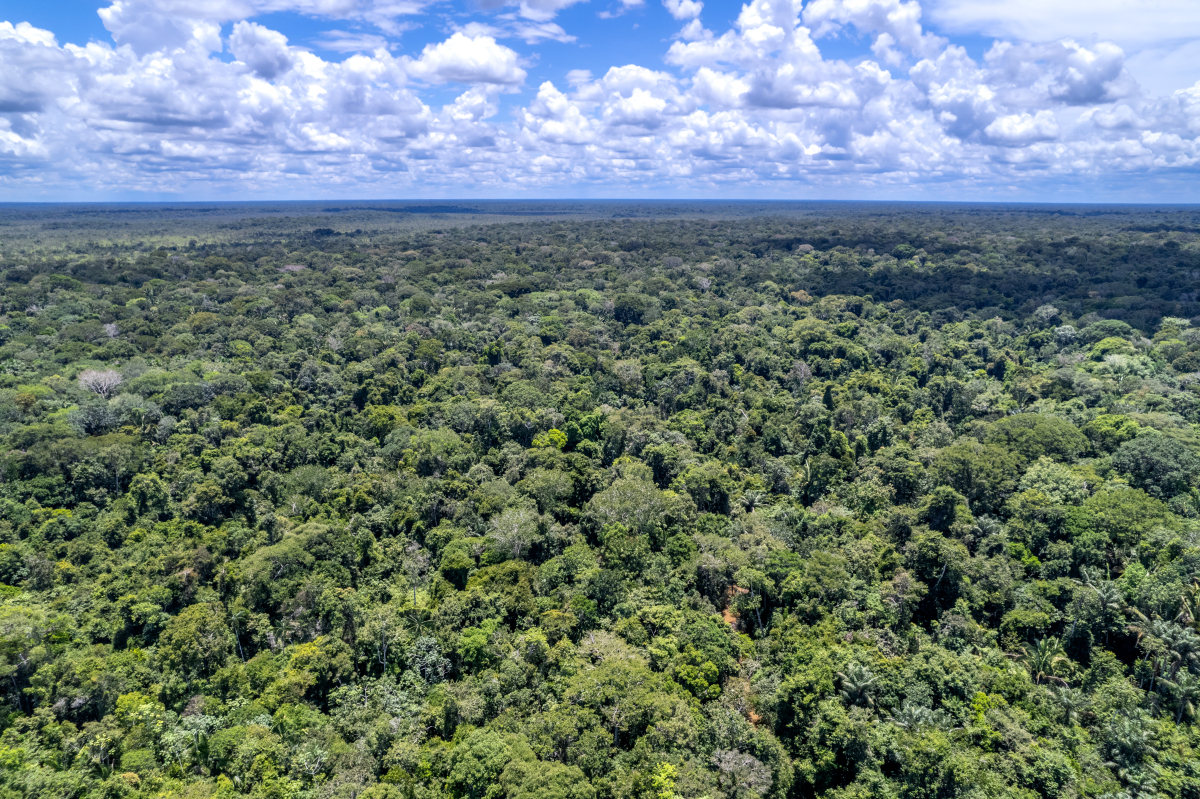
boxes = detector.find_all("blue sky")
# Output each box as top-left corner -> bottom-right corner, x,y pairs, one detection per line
3,1 -> 900,80
2,0 -> 1200,201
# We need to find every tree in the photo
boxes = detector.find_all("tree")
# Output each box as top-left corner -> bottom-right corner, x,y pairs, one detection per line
1082,414 -> 1141,453
568,659 -> 683,748
712,749 -> 773,799
228,605 -> 249,661
1052,686 -> 1089,725
889,702 -> 956,732
363,603 -> 405,673
78,369 -> 123,398
1104,714 -> 1157,771
781,550 -> 850,618
836,662 -> 877,708
128,472 -> 170,517
1163,625 -> 1200,679
516,468 -> 574,515
932,440 -> 1021,513
672,461 -> 735,515
651,762 -> 683,799
586,476 -> 677,539
1164,671 -> 1200,723
458,619 -> 498,671
1177,581 -> 1200,631
1019,457 -> 1090,504
181,480 -> 233,523
1112,435 -> 1200,499
1079,489 -> 1176,551
487,506 -> 541,561
984,414 -> 1088,464
1083,572 -> 1128,644
407,635 -> 450,683
158,603 -> 234,679
1022,637 -> 1070,685
503,760 -> 596,799
870,445 -> 926,505
445,730 -> 536,799
403,540 -> 431,605
918,485 -> 973,533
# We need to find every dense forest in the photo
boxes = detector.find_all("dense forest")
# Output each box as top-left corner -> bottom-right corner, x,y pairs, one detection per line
2,202 -> 1200,799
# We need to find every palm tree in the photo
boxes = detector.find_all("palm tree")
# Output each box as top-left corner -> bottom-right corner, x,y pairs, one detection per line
1127,615 -> 1167,692
836,662 -> 878,709
1177,581 -> 1200,631
1022,637 -> 1069,685
228,607 -> 248,662
399,607 -> 434,643
890,702 -> 931,731
738,490 -> 768,515
1163,671 -> 1200,724
1094,582 -> 1127,640
969,515 -> 1003,554
1117,767 -> 1159,798
889,702 -> 957,732
927,708 -> 960,732
1052,685 -> 1089,725
1165,627 -> 1200,679
1105,714 -> 1157,771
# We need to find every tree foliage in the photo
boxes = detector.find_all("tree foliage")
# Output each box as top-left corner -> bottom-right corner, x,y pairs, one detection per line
0,205 -> 1199,799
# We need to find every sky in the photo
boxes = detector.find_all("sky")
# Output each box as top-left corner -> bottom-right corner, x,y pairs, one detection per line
1,0 -> 1200,201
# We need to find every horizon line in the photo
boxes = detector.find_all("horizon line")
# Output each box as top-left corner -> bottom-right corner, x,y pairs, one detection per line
3,199 -> 1200,207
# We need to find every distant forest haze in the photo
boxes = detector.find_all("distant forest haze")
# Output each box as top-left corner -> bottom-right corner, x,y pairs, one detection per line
0,201 -> 1200,799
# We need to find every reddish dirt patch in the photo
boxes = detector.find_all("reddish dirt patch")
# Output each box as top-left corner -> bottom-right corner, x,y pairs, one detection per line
721,585 -> 749,629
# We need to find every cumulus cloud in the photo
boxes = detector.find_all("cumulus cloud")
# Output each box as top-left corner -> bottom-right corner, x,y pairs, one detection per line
804,0 -> 945,59
984,110 -> 1060,146
0,21 -> 56,47
927,0 -> 1200,49
97,0 -> 425,53
1,0 -> 1200,197
229,21 -> 294,78
927,0 -> 1200,94
663,0 -> 703,21
405,33 -> 526,85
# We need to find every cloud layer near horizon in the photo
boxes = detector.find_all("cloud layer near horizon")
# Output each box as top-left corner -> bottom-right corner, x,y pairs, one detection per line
2,0 -> 1200,200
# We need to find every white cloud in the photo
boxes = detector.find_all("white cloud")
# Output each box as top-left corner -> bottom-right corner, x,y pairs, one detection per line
0,21 -> 57,47
926,0 -> 1200,49
1125,40 -> 1200,97
984,110 -> 1059,145
0,19 -> 439,193
510,21 -> 576,44
598,0 -> 644,19
230,21 -> 295,78
97,0 -> 426,54
663,0 -> 703,21
455,22 -> 505,38
2,0 -> 1200,198
313,29 -> 395,52
927,0 -> 1200,94
454,16 -> 573,44
804,0 -> 944,58
519,82 -> 595,143
515,0 -> 589,23
405,33 -> 526,85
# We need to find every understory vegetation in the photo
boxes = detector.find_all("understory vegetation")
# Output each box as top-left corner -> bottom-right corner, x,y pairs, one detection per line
2,204 -> 1200,799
